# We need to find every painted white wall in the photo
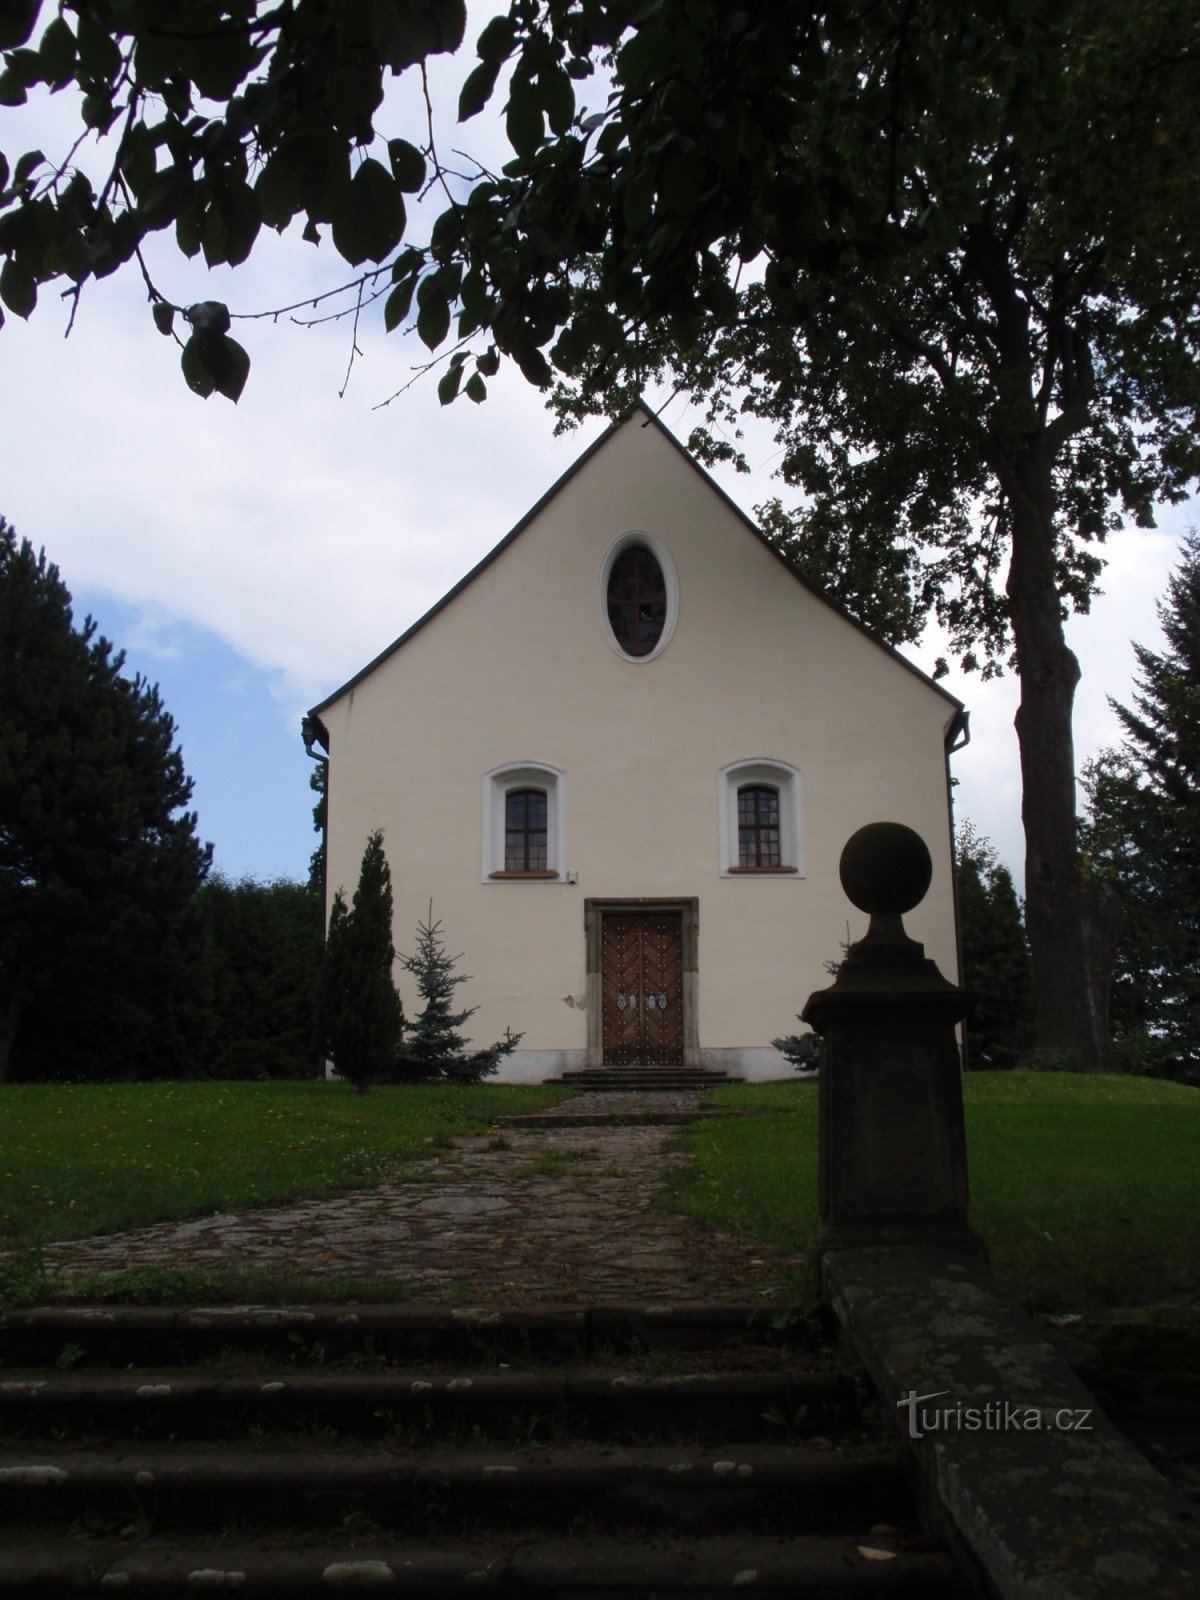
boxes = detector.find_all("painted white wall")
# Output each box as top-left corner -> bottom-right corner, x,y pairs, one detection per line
319,410 -> 962,1080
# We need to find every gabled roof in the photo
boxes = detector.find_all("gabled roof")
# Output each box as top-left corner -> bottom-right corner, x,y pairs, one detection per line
308,400 -> 965,745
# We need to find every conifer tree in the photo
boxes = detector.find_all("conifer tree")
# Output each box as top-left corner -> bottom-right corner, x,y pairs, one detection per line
955,824 -> 1035,1070
320,831 -> 404,1094
398,905 -> 520,1084
1081,535 -> 1200,1080
0,519 -> 211,1081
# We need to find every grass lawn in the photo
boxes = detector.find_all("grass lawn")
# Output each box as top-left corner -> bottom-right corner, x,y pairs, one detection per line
0,1079 -> 565,1277
3,1074 -> 1195,1318
663,1073 -> 1200,1313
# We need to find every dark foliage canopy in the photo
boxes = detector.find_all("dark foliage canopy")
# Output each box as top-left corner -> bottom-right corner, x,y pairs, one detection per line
955,823 -> 1034,1071
194,873 -> 323,1078
0,518 -> 212,1081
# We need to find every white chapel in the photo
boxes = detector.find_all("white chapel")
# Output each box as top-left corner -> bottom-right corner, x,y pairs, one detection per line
308,404 -> 966,1082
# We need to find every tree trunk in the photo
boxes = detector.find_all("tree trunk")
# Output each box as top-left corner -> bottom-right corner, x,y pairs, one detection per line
1006,463 -> 1120,1071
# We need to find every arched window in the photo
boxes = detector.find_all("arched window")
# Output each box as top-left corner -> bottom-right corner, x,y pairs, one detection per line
737,784 -> 781,868
718,760 -> 804,877
607,545 -> 667,657
505,788 -> 548,872
483,762 -> 566,881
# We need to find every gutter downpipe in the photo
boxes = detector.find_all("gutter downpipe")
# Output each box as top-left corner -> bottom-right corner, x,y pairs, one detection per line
944,707 -> 971,1062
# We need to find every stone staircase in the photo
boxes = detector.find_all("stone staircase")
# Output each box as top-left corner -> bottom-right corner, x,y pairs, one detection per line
0,1300 -> 968,1595
541,1066 -> 739,1090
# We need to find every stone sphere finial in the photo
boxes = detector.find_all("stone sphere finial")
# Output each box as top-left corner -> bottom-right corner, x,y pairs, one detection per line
839,822 -> 932,916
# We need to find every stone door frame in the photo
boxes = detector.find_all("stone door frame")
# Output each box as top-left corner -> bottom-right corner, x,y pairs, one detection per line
584,898 -> 700,1068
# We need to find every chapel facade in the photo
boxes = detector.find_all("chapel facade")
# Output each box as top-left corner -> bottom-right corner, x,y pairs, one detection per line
308,404 -> 966,1082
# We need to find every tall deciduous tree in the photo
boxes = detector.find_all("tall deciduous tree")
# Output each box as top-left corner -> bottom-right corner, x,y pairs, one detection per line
319,830 -> 404,1093
1080,536 -> 1200,1081
2,3 -> 1198,1067
0,519 -> 212,1080
955,824 -> 1034,1071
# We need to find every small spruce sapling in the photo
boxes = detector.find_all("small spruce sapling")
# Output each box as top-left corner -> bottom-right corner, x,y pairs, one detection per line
771,1029 -> 824,1073
320,831 -> 404,1094
398,904 -> 521,1083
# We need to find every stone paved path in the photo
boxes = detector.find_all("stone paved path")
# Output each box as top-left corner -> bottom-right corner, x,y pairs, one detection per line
39,1093 -> 801,1303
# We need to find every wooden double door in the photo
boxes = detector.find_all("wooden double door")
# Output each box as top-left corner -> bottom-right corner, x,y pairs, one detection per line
601,911 -> 685,1065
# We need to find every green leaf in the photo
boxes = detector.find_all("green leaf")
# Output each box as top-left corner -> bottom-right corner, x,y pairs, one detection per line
331,158 -> 405,266
82,91 -> 116,132
383,0 -> 467,70
180,334 -> 216,397
38,16 -> 77,87
13,148 -> 44,187
437,364 -> 463,405
119,127 -> 156,200
5,45 -> 42,87
185,301 -> 231,336
186,32 -> 260,102
617,19 -> 672,92
152,301 -> 175,336
506,80 -> 545,162
458,57 -> 500,122
476,14 -> 517,63
514,344 -> 552,386
465,371 -> 486,403
209,334 -> 250,403
0,70 -> 27,106
0,257 -> 36,318
76,10 -> 122,82
216,180 -> 261,267
383,275 -> 415,332
324,65 -> 383,132
539,67 -> 575,136
180,331 -> 250,403
291,133 -> 352,225
139,165 -> 188,229
255,145 -> 303,230
175,193 -> 204,257
200,202 -> 229,269
0,1 -> 39,51
387,138 -> 426,193
416,292 -> 450,350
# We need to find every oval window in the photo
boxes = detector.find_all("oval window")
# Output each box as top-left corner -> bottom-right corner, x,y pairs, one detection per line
606,545 -> 667,658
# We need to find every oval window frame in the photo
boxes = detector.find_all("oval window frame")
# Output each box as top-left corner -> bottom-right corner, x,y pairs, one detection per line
597,531 -> 679,663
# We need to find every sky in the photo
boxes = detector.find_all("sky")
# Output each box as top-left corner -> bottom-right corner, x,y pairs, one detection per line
2,20 -> 1195,889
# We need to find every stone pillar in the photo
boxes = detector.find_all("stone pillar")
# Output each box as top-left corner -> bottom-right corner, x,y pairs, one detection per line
802,822 -> 985,1255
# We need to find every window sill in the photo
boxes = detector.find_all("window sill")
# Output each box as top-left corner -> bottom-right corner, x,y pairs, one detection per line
727,865 -> 799,874
488,870 -> 560,880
